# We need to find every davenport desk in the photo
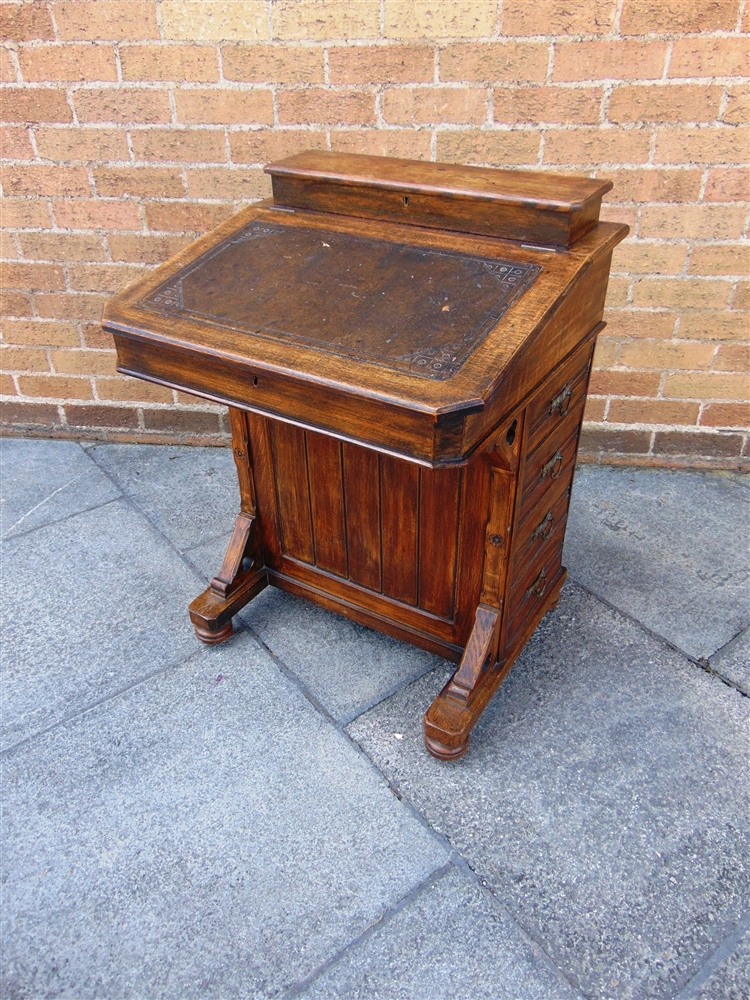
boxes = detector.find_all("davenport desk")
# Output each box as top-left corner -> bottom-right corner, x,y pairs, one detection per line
104,151 -> 628,760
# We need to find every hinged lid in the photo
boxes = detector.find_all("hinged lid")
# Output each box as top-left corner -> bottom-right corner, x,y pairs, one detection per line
266,151 -> 613,248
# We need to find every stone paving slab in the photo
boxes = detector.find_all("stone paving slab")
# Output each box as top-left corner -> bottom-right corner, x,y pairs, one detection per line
240,588 -> 443,724
1,631 -> 449,1000
298,866 -> 583,1000
709,627 -> 750,696
347,584 -> 750,1000
564,467 -> 750,660
88,443 -> 238,553
0,499 -> 203,750
679,917 -> 750,1000
0,438 -> 120,540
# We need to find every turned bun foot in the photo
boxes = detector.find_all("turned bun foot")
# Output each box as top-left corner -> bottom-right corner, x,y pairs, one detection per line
424,733 -> 470,761
193,619 -> 233,645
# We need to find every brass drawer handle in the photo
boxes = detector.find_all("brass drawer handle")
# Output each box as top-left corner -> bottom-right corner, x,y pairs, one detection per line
526,567 -> 548,599
540,450 -> 563,481
549,383 -> 572,417
531,510 -> 554,541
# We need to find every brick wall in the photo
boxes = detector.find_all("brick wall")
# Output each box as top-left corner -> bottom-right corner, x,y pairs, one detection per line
1,0 -> 748,467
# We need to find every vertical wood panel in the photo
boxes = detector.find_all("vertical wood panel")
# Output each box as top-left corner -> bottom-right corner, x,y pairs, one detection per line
306,431 -> 347,577
271,420 -> 314,564
419,465 -> 461,620
246,413 -> 282,567
380,454 -> 419,605
342,442 -> 381,591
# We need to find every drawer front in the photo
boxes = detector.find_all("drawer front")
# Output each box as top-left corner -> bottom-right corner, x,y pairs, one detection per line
512,480 -> 572,578
507,520 -> 565,634
518,400 -> 583,522
526,342 -> 593,458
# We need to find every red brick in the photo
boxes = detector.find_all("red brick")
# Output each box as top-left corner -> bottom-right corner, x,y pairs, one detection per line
689,246 -> 750,277
18,44 -> 118,82
2,165 -> 90,196
0,372 -> 17,393
669,37 -> 749,79
640,205 -> 747,241
554,41 -> 667,82
664,372 -> 749,400
603,309 -> 677,339
0,346 -> 50,372
331,129 -> 433,160
611,242 -> 687,275
620,0 -> 739,34
436,129 -> 540,166
1,319 -> 81,347
278,89 -> 376,127
701,403 -> 750,428
583,397 -> 606,422
603,168 -> 702,204
1,199 -> 53,228
108,233 -> 193,264
579,427 -> 652,454
608,85 -> 722,124
502,0 -> 616,35
143,408 -> 222,433
18,231 -> 108,261
655,128 -> 748,165
144,201 -> 233,233
93,167 -> 186,199
1,47 -> 18,82
653,430 -> 743,457
713,343 -> 750,372
618,340 -> 715,370
64,403 -> 140,428
440,43 -> 547,84
0,2 -> 55,41
494,87 -> 602,126
2,262 -> 66,290
82,322 -> 115,349
34,127 -> 129,162
0,125 -> 34,158
731,282 -> 749,311
54,2 -> 159,41
50,348 -> 117,376
35,292 -> 106,321
52,199 -> 142,231
120,44 -> 219,82
724,86 -> 749,127
186,166 -> 268,200
19,374 -> 94,399
1,88 -> 72,123
704,169 -> 750,203
96,377 -> 173,403
229,129 -> 327,164
607,400 -> 700,425
66,263 -> 146,292
543,128 -> 650,166
131,128 -> 227,164
174,89 -> 274,126
679,312 -> 749,342
0,401 -> 61,425
223,44 -> 324,84
384,87 -> 487,125
73,88 -> 171,125
0,291 -> 33,316
603,275 -> 631,306
633,278 -> 731,310
588,370 -> 662,396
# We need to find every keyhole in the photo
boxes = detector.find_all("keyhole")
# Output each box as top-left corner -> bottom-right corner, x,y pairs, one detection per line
252,376 -> 258,386
506,419 -> 517,447
403,196 -> 409,206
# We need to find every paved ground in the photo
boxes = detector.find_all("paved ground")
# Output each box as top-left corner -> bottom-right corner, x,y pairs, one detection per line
1,437 -> 748,1000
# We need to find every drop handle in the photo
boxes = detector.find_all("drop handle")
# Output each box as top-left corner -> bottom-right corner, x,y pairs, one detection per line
531,510 -> 554,541
540,450 -> 563,481
549,383 -> 572,416
526,567 -> 548,600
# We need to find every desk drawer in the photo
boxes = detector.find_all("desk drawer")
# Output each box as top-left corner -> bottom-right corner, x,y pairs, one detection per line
507,520 -> 565,636
512,480 -> 572,578
526,343 -> 593,458
518,401 -> 582,521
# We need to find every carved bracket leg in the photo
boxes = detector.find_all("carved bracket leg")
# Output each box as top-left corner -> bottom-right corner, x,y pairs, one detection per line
423,604 -> 501,760
189,409 -> 268,645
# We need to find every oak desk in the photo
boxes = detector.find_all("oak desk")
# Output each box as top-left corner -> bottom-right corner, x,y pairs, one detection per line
104,151 -> 628,760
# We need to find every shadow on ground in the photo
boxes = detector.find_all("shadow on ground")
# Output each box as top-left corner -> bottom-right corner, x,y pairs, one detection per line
1,440 -> 748,1000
